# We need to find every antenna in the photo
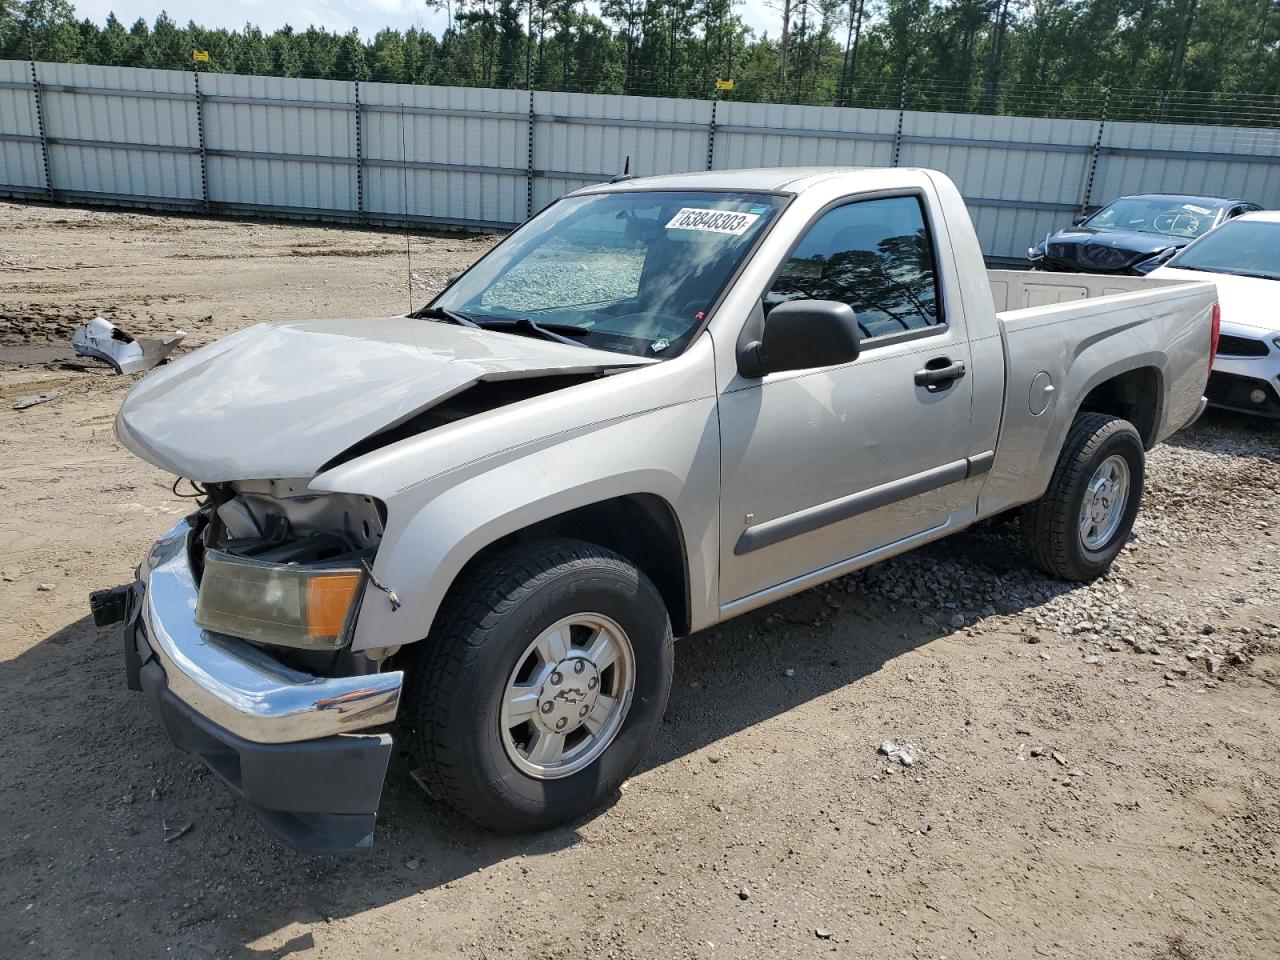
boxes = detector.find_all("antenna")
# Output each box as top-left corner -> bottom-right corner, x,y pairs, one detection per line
608,155 -> 633,184
400,103 -> 413,312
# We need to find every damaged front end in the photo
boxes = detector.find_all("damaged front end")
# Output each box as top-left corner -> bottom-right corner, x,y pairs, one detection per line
193,481 -> 390,667
103,481 -> 403,855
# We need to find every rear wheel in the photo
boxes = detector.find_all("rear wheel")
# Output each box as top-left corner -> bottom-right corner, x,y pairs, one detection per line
405,539 -> 673,832
1021,413 -> 1145,581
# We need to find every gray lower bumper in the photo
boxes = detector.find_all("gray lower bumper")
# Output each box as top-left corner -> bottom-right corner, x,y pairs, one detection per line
120,518 -> 404,854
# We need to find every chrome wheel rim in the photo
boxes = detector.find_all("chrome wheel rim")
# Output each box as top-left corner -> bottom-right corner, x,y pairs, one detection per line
499,613 -> 636,780
1078,454 -> 1130,551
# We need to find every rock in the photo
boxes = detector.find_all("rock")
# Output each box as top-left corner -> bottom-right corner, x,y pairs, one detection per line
738,885 -> 751,901
878,740 -> 897,756
1050,751 -> 1068,766
1204,655 -> 1223,674
815,928 -> 833,940
405,858 -> 420,870
949,613 -> 965,628
783,668 -> 796,678
37,583 -> 53,592
898,752 -> 914,767
1030,746 -> 1046,758
1083,655 -> 1101,665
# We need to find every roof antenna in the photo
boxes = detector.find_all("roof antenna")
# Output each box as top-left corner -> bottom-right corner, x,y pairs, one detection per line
609,155 -> 632,183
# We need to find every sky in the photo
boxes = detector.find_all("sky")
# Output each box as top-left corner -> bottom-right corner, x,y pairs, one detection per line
73,0 -> 783,41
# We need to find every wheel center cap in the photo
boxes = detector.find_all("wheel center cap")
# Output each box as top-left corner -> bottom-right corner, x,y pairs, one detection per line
535,656 -> 600,734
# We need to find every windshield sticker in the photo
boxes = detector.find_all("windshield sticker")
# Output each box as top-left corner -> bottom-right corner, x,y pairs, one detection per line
1183,204 -> 1212,215
666,208 -> 760,236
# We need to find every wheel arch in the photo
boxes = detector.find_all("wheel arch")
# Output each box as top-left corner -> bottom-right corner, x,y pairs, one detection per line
448,493 -> 693,638
1076,364 -> 1165,449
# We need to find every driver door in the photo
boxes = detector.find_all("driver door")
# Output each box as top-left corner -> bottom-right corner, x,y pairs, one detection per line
717,193 -> 978,604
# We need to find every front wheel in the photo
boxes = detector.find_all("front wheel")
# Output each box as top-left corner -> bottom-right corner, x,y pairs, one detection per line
1021,413 -> 1146,581
405,539 -> 673,832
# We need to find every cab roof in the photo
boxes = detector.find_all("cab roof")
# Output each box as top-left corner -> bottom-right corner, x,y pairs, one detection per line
573,166 -> 882,196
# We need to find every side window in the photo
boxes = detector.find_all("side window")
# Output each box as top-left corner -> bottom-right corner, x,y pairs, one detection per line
765,195 -> 943,341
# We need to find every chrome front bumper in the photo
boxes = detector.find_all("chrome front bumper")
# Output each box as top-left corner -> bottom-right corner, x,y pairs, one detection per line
116,518 -> 404,852
139,519 -> 402,744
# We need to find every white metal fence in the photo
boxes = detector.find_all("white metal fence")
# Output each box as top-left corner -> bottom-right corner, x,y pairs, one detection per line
2,60 -> 1278,260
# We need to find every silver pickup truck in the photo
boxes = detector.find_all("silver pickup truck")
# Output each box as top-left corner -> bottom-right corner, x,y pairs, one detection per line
95,167 -> 1218,853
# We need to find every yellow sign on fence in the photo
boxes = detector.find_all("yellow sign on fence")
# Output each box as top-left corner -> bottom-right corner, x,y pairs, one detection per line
715,78 -> 734,91
192,49 -> 210,63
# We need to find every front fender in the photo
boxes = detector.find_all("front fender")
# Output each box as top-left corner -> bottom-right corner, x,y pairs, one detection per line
339,396 -> 721,652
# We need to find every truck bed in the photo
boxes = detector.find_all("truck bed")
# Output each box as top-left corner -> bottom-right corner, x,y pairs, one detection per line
977,269 -> 1218,520
986,269 -> 1187,312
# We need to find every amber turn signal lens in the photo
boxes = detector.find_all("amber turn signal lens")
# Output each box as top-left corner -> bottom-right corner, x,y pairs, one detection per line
305,572 -> 363,639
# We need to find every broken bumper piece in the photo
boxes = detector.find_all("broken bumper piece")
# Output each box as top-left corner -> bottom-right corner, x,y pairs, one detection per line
118,518 -> 403,854
73,317 -> 185,374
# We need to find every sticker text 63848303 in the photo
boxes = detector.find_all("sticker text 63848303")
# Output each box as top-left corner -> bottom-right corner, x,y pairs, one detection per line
665,208 -> 761,236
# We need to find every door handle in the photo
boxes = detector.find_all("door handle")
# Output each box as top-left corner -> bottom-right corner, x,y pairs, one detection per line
914,359 -> 967,389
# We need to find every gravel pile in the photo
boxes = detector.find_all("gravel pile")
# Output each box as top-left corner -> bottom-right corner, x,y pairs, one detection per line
824,413 -> 1280,678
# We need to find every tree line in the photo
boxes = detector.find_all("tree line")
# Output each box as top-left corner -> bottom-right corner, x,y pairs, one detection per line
3,0 -> 1278,122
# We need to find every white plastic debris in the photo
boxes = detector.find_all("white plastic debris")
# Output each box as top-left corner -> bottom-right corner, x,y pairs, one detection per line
72,317 -> 185,374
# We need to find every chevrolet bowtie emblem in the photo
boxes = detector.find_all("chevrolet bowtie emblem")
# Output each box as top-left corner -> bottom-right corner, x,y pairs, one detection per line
554,687 -> 586,704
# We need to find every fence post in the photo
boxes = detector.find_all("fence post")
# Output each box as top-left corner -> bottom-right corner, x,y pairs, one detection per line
706,98 -> 717,171
191,67 -> 209,213
891,74 -> 907,166
354,79 -> 365,220
1081,87 -> 1109,216
526,89 -> 535,221
29,60 -> 53,202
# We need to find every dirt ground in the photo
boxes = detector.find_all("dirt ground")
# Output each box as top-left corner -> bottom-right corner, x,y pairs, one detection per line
1,201 -> 1278,960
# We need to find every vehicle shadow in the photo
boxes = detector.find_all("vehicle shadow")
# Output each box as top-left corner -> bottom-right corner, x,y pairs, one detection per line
0,518 -> 1081,960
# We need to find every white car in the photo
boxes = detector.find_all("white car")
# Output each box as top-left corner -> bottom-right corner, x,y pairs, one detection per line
1151,211 -> 1280,419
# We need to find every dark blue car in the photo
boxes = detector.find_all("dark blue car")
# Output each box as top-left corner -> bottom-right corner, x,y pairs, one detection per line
1028,194 -> 1262,275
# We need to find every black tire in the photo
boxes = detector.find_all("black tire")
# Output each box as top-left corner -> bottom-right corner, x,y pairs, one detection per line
405,538 -> 673,832
1021,413 -> 1145,582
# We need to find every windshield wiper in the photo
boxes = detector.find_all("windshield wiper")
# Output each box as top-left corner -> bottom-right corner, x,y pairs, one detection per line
465,316 -> 589,346
415,305 -> 480,328
416,307 -> 589,346
501,317 -> 586,346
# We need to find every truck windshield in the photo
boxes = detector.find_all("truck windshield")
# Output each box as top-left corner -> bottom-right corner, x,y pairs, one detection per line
1166,220 -> 1280,282
426,190 -> 785,357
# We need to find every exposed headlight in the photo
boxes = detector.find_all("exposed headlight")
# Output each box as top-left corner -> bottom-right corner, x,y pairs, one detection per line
195,550 -> 364,650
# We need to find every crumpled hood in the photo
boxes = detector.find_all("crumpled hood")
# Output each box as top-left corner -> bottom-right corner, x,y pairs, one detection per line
116,316 -> 651,482
1043,227 -> 1188,272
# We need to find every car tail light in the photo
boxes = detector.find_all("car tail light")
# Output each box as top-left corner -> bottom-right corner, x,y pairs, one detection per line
1209,302 -> 1221,371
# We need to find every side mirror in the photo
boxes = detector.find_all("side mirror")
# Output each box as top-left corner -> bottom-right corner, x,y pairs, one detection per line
1071,214 -> 1088,227
738,300 -> 861,378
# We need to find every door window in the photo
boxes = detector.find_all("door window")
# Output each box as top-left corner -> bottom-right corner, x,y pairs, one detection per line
765,195 -> 943,341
